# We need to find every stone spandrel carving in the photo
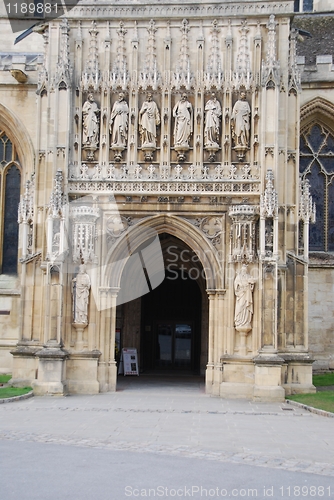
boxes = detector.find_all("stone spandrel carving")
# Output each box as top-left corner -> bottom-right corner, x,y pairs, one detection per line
139,93 -> 161,149
72,264 -> 91,325
234,264 -> 255,329
82,93 -> 100,147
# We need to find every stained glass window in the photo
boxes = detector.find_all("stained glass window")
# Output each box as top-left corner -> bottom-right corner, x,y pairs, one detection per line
300,124 -> 334,252
0,132 -> 21,274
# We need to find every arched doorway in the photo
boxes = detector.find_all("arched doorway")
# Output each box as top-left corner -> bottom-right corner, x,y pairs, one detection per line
103,214 -> 222,390
141,273 -> 202,373
117,233 -> 207,376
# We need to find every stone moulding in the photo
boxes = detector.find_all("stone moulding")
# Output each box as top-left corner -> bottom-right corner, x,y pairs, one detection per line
67,2 -> 292,19
300,97 -> 334,126
68,180 -> 261,194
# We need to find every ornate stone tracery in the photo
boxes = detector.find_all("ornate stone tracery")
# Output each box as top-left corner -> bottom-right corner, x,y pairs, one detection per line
7,5 -> 317,402
70,204 -> 100,264
228,205 -> 258,263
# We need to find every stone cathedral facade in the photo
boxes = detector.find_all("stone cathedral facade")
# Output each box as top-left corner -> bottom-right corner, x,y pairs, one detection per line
0,0 -> 333,400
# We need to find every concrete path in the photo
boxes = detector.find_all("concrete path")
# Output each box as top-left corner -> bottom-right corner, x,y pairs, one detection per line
0,375 -> 333,499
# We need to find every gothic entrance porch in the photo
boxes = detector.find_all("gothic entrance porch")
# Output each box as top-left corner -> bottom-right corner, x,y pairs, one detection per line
6,6 -> 320,401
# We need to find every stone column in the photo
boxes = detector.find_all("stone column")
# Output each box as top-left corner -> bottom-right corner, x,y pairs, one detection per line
108,288 -> 119,391
32,263 -> 68,396
212,290 -> 225,395
205,290 -> 215,392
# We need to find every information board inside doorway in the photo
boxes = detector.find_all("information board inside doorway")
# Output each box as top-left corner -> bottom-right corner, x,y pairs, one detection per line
122,348 -> 139,376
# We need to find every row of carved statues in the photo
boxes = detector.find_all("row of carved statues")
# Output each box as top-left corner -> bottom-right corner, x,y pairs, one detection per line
82,92 -> 251,158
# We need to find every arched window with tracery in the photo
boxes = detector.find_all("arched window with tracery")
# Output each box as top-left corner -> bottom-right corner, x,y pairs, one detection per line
300,123 -> 334,252
0,131 -> 21,274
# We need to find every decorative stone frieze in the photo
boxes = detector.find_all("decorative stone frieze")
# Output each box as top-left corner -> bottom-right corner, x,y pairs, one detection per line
68,2 -> 293,20
68,179 -> 260,195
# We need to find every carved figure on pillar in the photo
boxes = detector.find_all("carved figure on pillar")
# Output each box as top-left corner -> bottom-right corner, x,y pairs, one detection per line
204,93 -> 221,147
109,93 -> 129,160
82,93 -> 100,147
234,264 -> 255,329
72,264 -> 91,324
231,91 -> 250,161
173,93 -> 192,161
204,93 -> 221,161
139,93 -> 160,147
139,93 -> 160,161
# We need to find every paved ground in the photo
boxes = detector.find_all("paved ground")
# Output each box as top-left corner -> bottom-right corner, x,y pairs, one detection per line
1,375 -> 334,499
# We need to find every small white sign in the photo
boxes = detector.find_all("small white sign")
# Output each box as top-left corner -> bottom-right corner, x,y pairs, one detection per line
122,348 -> 139,376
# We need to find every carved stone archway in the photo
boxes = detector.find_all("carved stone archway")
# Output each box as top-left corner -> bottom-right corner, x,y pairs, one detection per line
300,96 -> 334,134
104,214 -> 223,291
97,214 -> 224,393
0,102 -> 35,175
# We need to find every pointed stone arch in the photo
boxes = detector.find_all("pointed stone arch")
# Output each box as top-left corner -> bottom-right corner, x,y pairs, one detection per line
0,102 -> 35,175
300,96 -> 334,134
104,214 -> 223,291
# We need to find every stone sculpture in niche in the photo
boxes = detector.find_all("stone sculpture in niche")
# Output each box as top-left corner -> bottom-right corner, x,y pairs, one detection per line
82,93 -> 100,161
72,264 -> 91,325
82,94 -> 100,147
139,93 -> 161,161
204,93 -> 222,161
234,264 -> 255,356
173,93 -> 193,161
231,91 -> 251,161
109,92 -> 129,161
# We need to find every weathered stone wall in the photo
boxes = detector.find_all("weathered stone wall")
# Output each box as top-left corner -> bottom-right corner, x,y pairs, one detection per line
308,264 -> 334,370
0,293 -> 20,373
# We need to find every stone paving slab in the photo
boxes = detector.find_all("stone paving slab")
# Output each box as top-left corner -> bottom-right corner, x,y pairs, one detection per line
1,429 -> 333,478
0,376 -> 333,478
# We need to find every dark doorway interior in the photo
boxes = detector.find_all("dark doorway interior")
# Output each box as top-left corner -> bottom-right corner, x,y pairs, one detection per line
141,269 -> 202,373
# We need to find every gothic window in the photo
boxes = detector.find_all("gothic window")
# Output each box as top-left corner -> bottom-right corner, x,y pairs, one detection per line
294,0 -> 313,11
300,123 -> 334,252
0,131 -> 21,274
